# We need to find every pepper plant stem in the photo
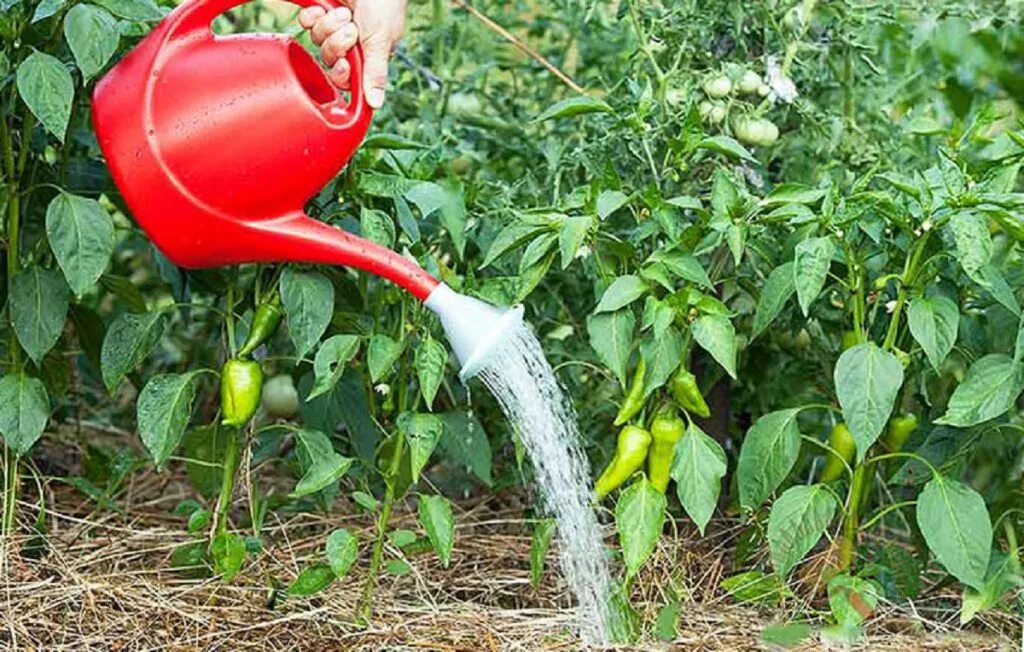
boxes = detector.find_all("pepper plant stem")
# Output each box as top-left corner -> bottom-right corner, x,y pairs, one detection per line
214,427 -> 241,537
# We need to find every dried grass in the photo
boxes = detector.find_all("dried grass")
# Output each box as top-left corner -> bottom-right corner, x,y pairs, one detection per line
0,438 -> 1019,651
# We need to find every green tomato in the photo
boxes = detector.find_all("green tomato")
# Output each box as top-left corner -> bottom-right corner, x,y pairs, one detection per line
447,92 -> 483,118
757,84 -> 771,97
737,70 -> 761,94
703,75 -> 732,99
733,118 -> 758,145
698,100 -> 714,119
262,374 -> 299,418
743,118 -> 779,146
708,104 -> 728,125
666,88 -> 688,106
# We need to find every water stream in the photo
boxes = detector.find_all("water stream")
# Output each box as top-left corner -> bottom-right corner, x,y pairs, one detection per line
475,322 -> 614,645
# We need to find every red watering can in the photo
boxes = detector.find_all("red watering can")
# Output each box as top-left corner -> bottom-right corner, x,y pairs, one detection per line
92,0 -> 438,300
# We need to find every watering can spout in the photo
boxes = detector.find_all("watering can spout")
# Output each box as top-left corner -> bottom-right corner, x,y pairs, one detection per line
424,284 -> 525,381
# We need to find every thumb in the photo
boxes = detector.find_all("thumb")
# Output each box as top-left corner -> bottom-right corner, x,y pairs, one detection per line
361,37 -> 390,109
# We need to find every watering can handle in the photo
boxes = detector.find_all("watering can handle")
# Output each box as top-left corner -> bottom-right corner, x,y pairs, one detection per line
165,0 -> 366,117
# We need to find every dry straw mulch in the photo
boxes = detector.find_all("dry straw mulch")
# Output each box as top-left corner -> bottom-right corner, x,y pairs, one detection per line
0,444 -> 1018,651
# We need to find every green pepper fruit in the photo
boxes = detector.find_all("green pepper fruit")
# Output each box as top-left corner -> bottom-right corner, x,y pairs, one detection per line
882,413 -> 918,452
595,425 -> 652,500
237,295 -> 282,357
221,358 -> 263,427
648,410 -> 685,493
821,423 -> 855,483
614,359 -> 647,426
670,368 -> 710,419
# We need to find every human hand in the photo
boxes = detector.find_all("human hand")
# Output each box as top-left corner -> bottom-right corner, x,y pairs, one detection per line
298,0 -> 409,109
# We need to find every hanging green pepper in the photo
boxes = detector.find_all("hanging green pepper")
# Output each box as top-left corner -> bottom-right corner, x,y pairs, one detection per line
221,358 -> 264,427
821,423 -> 855,483
237,295 -> 282,357
595,425 -> 652,499
648,409 -> 686,493
670,367 -> 710,419
613,359 -> 647,426
882,413 -> 918,452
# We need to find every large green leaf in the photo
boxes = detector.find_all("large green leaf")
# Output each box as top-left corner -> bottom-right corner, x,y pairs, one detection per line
752,262 -> 795,339
936,354 -> 1024,427
400,412 -> 443,483
291,428 -> 353,497
280,269 -> 334,359
533,96 -> 612,122
405,181 -> 466,258
691,314 -> 737,378
916,476 -> 992,590
101,310 -> 168,391
16,51 -> 73,142
0,373 -> 50,455
437,411 -> 492,487
414,335 -> 448,408
587,309 -> 635,388
325,529 -> 359,578
737,408 -> 802,511
793,236 -> 834,316
287,564 -> 336,596
615,477 -> 666,577
558,215 -> 591,269
137,372 -> 201,468
307,335 -> 360,401
671,423 -> 727,534
359,207 -> 396,249
834,343 -> 903,459
10,266 -> 70,364
907,295 -> 959,372
418,494 -> 455,567
367,334 -> 404,382
767,484 -> 837,578
594,275 -> 648,313
46,192 -> 114,296
63,4 -> 118,79
948,211 -> 992,282
639,326 -> 683,398
91,0 -> 162,20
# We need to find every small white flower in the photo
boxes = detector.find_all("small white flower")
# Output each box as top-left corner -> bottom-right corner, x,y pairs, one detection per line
374,383 -> 390,396
576,245 -> 591,260
886,300 -> 898,313
921,219 -> 933,232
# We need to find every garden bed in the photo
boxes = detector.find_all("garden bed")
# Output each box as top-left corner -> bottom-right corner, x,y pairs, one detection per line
0,436 -> 1014,651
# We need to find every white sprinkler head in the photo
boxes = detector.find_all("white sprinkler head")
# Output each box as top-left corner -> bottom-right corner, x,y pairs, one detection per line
423,283 -> 525,381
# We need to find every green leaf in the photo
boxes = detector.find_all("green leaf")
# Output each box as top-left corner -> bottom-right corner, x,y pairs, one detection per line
948,211 -> 992,281
558,215 -> 590,269
481,222 -> 547,268
596,190 -> 629,219
908,295 -> 959,372
587,309 -> 635,388
960,553 -> 1019,624
63,4 -> 118,79
359,207 -> 395,248
280,269 -> 334,359
793,236 -> 834,316
0,374 -> 50,455
721,570 -> 790,605
137,372 -> 201,469
767,484 -> 838,578
916,476 -> 992,590
307,335 -> 360,401
654,601 -> 680,642
828,574 -> 882,628
287,563 -> 336,596
697,135 -> 756,162
211,532 -> 245,582
46,192 -> 114,296
400,412 -> 443,483
405,181 -> 466,258
976,264 -> 1020,316
414,335 -> 447,409
32,0 -> 65,22
186,508 -> 211,533
834,343 -> 904,459
762,183 -> 827,206
291,429 -> 353,497
91,0 -> 162,20
648,250 -> 713,289
533,95 -> 612,122
325,529 -> 358,578
11,266 -> 70,364
671,423 -> 727,534
737,409 -> 802,511
385,558 -> 411,576
418,494 -> 455,568
615,477 -> 666,577
752,262 -> 795,339
691,314 -> 737,378
594,275 -> 648,313
437,412 -> 492,487
936,354 -> 1024,427
367,334 -> 403,382
529,518 -> 556,589
761,622 -> 812,648
362,133 -> 427,150
100,310 -> 168,391
16,51 -> 73,142
639,325 -> 683,398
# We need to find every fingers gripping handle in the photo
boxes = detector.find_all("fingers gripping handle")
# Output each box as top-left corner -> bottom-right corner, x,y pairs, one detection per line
167,0 -> 365,115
